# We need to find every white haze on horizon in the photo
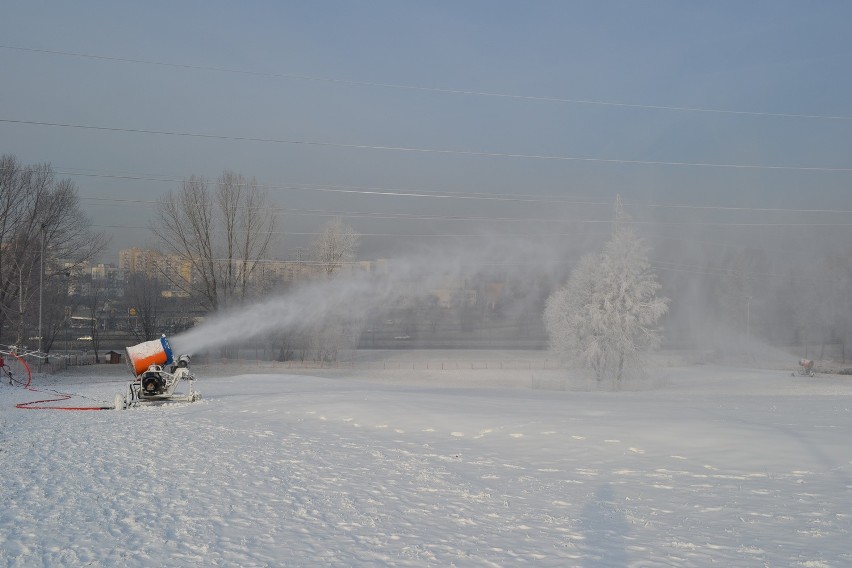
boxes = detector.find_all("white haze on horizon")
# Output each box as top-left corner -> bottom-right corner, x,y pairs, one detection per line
170,234 -> 583,356
167,219 -> 848,370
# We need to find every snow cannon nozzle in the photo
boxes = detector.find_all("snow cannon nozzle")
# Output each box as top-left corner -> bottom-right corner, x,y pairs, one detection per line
125,334 -> 176,377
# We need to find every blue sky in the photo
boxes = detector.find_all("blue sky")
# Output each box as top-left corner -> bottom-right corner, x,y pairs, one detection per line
1,1 -> 851,260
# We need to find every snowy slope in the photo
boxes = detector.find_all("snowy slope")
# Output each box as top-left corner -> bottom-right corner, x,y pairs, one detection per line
2,359 -> 851,567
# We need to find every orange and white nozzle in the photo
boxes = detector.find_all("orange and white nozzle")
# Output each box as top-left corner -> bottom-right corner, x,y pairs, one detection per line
125,334 -> 175,376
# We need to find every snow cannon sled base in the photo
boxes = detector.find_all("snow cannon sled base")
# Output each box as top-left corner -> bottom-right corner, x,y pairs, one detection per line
116,335 -> 200,409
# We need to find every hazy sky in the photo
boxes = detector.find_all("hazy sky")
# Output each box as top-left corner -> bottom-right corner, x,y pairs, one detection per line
2,1 -> 851,262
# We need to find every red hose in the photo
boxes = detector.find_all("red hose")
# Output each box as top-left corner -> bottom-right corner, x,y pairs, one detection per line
6,351 -> 113,411
4,350 -> 32,387
16,392 -> 112,411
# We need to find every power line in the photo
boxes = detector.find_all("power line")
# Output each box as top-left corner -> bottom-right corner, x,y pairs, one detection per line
3,118 -> 852,172
80,196 -> 852,226
3,44 -> 851,122
86,197 -> 601,222
91,216 -> 827,263
650,259 -> 785,279
91,224 -> 552,237
651,264 -> 767,279
29,167 -> 852,213
65,171 -> 612,205
648,233 -> 801,256
62,169 -> 852,215
637,202 -> 852,215
86,201 -> 852,226
101,241 -> 799,279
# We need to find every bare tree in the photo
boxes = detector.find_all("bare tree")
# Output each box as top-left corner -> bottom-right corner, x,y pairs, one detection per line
311,218 -> 360,276
83,278 -> 107,363
813,255 -> 852,361
8,257 -> 38,349
0,155 -> 107,347
154,170 -> 276,312
40,270 -> 73,356
126,273 -> 164,341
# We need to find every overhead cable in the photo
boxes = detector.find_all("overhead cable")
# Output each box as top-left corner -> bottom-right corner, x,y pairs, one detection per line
2,44 -> 850,122
3,118 -> 851,172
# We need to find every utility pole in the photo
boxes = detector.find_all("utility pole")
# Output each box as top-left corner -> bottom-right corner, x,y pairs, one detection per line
746,296 -> 751,345
614,194 -> 625,226
63,271 -> 71,355
613,194 -> 631,231
38,223 -> 46,353
292,247 -> 306,277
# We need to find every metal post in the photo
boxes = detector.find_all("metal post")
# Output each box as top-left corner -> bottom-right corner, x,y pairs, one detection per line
38,223 -> 45,353
64,272 -> 70,355
746,296 -> 751,345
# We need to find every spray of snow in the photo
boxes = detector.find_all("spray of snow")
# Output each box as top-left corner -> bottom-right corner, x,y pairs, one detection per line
167,211 -> 843,370
170,234 -> 584,356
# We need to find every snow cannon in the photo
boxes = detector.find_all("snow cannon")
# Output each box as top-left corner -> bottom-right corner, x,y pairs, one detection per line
794,358 -> 815,378
115,336 -> 199,409
125,334 -> 174,377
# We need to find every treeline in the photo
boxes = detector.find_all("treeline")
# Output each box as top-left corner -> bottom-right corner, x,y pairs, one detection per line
655,232 -> 852,361
0,155 -> 363,361
0,155 -> 106,351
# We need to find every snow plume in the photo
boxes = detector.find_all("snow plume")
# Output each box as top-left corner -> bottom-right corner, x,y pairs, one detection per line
171,267 -> 374,356
170,234 -> 582,356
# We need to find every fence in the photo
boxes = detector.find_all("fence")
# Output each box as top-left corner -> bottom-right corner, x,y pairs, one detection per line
203,356 -> 564,372
0,344 -> 98,374
1,343 -> 564,376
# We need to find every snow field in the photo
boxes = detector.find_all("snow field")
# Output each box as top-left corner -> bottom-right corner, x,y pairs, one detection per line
2,361 -> 852,566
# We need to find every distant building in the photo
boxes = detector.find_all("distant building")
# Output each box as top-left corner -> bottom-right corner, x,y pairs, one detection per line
91,262 -> 124,298
91,263 -> 120,282
255,259 -> 319,282
60,259 -> 90,295
118,248 -> 159,276
118,247 -> 193,288
157,254 -> 194,287
114,249 -> 402,295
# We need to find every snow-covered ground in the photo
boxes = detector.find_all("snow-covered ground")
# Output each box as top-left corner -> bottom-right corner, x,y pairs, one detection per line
2,352 -> 852,567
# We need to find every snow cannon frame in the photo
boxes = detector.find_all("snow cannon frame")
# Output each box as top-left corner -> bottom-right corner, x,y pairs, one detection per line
116,335 -> 200,409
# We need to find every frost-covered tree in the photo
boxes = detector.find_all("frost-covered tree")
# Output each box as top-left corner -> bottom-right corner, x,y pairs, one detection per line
311,218 -> 360,276
544,227 -> 669,388
302,218 -> 361,360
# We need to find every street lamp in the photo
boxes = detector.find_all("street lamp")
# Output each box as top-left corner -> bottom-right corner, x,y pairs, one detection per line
63,271 -> 71,355
38,223 -> 46,353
